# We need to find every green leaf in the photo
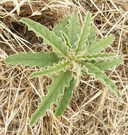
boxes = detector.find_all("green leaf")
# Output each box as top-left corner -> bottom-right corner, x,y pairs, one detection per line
30,70 -> 73,126
20,18 -> 68,57
4,51 -> 60,68
87,25 -> 97,43
61,31 -> 71,48
89,57 -> 124,72
65,14 -> 80,49
30,59 -> 70,78
81,62 -> 121,99
72,61 -> 81,86
55,78 -> 75,117
53,16 -> 69,38
76,12 -> 91,53
86,52 -> 117,61
87,35 -> 114,54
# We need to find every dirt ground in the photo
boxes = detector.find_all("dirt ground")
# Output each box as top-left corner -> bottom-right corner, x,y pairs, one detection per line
0,0 -> 128,135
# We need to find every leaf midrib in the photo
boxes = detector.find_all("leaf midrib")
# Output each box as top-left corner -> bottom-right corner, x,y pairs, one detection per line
28,24 -> 67,57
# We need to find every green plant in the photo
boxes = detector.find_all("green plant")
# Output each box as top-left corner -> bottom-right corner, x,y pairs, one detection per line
4,12 -> 124,126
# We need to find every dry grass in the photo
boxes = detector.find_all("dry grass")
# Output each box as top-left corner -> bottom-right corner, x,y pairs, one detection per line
0,0 -> 128,135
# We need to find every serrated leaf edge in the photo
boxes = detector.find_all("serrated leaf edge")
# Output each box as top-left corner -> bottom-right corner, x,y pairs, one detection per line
75,12 -> 92,53
20,18 -> 68,57
65,14 -> 80,50
93,57 -> 124,71
55,78 -> 75,117
30,58 -> 70,78
87,35 -> 115,55
53,16 -> 70,38
30,70 -> 73,126
4,51 -> 60,68
85,52 -> 117,61
81,62 -> 121,99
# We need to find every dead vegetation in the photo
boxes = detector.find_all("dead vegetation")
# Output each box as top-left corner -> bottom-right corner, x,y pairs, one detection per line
0,0 -> 128,135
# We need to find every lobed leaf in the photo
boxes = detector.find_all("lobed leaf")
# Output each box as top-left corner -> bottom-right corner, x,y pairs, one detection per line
76,12 -> 91,53
4,51 -> 60,68
65,14 -> 80,49
89,57 -> 124,72
86,52 -> 117,61
30,59 -> 70,78
20,18 -> 68,57
53,16 -> 69,38
30,70 -> 73,126
81,62 -> 121,99
55,78 -> 75,117
87,35 -> 114,55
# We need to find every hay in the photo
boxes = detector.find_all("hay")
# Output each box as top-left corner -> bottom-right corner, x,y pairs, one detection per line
0,0 -> 128,134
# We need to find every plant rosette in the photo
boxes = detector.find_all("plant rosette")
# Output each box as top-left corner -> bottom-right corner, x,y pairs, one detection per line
5,12 -> 124,126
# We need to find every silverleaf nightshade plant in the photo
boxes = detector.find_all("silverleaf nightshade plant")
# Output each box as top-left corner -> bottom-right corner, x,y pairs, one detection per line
4,12 -> 124,126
